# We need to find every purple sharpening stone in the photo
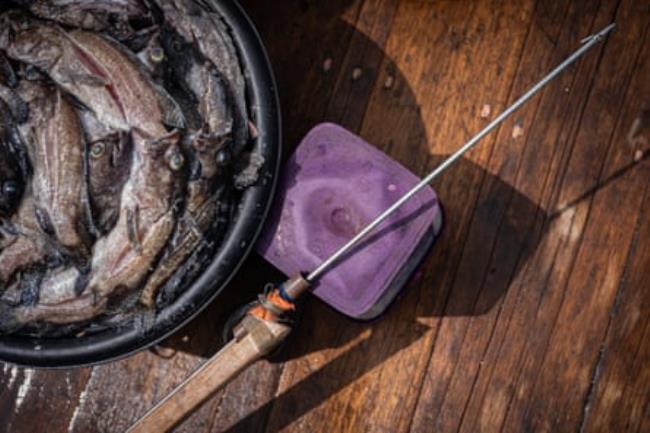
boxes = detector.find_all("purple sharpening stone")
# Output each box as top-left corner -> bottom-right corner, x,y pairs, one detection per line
257,123 -> 443,319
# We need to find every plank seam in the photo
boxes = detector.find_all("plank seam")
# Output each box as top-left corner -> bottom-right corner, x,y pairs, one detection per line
577,179 -> 649,433
451,0 -> 586,428
403,0 -> 540,430
470,2 -> 615,428
516,1 -> 650,429
255,1 -> 370,432
495,2 -> 621,429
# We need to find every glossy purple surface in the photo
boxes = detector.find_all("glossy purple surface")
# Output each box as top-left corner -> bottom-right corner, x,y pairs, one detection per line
257,123 -> 441,318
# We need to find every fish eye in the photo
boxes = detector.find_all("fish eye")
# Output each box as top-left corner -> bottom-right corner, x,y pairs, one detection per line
216,149 -> 231,166
149,47 -> 165,63
19,17 -> 31,30
169,153 -> 185,171
2,181 -> 18,196
24,66 -> 41,81
90,141 -> 106,158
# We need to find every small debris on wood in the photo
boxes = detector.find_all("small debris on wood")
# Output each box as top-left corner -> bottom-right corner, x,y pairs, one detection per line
512,122 -> 525,139
352,67 -> 363,81
322,57 -> 333,72
150,345 -> 177,359
626,110 -> 649,147
384,74 -> 395,89
634,149 -> 644,162
480,104 -> 491,119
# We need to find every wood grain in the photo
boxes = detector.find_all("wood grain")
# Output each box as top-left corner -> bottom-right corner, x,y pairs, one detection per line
1,1 -> 648,432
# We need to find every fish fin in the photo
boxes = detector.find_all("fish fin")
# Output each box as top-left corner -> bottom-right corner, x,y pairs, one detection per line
153,82 -> 186,130
19,268 -> 44,306
74,271 -> 91,297
34,206 -> 56,238
127,206 -> 143,255
62,70 -> 109,87
141,128 -> 181,149
63,92 -> 92,112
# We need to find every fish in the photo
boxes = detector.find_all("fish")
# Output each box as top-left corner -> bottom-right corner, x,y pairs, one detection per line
2,15 -> 185,133
87,130 -> 185,297
159,25 -> 235,145
0,269 -> 44,309
0,192 -> 52,288
15,130 -> 187,324
0,3 -> 246,329
67,29 -> 185,137
24,0 -> 147,38
157,26 -> 202,131
32,267 -> 81,307
153,187 -> 232,309
81,109 -> 133,234
139,184 -> 227,307
153,0 -> 248,154
139,61 -> 233,306
1,16 -> 130,132
17,81 -> 92,259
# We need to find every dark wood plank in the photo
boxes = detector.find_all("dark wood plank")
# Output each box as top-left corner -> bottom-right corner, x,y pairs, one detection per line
408,0 -> 615,431
580,187 -> 649,433
0,368 -> 92,433
409,0 -> 642,432
562,16 -> 650,433
1,2 -> 647,433
498,3 -> 647,433
263,0 -> 539,432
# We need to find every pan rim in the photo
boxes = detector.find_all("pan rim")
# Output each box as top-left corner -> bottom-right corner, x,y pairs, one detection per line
0,0 -> 281,368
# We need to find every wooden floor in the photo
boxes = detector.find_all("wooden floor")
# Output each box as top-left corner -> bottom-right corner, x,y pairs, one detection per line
1,1 -> 649,432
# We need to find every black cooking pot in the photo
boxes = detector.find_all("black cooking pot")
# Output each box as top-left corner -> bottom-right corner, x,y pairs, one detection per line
0,0 -> 281,367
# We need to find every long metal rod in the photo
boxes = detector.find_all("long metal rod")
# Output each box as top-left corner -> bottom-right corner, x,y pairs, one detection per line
307,22 -> 615,283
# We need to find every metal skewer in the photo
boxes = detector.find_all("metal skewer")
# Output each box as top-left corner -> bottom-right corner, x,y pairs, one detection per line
127,23 -> 615,433
307,22 -> 616,283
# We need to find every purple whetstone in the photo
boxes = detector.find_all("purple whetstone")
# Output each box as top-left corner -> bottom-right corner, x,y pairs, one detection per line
257,123 -> 443,319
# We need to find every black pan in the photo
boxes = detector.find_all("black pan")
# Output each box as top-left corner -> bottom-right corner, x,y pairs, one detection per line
0,0 -> 281,368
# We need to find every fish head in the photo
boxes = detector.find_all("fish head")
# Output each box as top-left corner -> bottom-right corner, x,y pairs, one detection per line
192,133 -> 231,180
160,25 -> 193,68
0,10 -> 38,40
161,135 -> 186,175
4,18 -> 65,74
134,129 -> 187,182
88,132 -> 133,193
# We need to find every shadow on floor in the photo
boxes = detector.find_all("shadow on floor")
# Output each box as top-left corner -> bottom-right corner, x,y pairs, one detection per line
155,1 -> 551,431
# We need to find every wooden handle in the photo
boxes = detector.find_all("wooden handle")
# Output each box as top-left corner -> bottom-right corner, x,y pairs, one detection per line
127,316 -> 291,433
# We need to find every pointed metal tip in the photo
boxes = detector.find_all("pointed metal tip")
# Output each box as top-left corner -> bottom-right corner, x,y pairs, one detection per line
581,23 -> 617,44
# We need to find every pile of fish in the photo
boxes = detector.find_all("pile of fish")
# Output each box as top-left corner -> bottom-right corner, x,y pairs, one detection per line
0,0 -> 255,336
